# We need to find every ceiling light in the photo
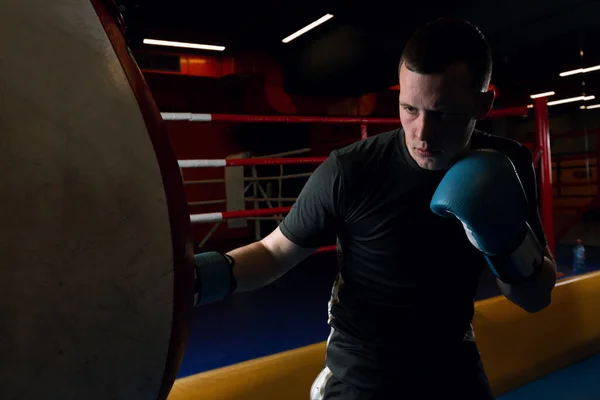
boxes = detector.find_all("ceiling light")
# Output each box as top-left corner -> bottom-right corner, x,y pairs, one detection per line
282,14 -> 334,43
547,95 -> 594,106
530,91 -> 555,99
584,104 -> 600,110
559,64 -> 600,77
143,39 -> 225,51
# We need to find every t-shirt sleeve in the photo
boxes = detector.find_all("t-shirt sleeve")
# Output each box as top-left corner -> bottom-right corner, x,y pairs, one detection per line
279,151 -> 344,248
511,145 -> 548,248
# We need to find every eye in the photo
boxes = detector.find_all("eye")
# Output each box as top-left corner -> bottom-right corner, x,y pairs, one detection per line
403,105 -> 418,114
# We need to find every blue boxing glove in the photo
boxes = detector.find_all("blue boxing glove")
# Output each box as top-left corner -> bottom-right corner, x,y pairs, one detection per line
193,252 -> 237,306
430,149 -> 544,283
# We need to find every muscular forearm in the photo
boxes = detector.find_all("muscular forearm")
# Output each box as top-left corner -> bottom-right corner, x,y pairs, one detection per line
497,255 -> 556,313
226,242 -> 285,293
194,228 -> 312,305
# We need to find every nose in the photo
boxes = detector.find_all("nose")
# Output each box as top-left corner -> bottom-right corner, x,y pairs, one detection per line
415,113 -> 437,143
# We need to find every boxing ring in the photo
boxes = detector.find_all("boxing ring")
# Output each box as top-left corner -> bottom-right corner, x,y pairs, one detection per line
168,270 -> 600,400
164,102 -> 598,399
4,1 -> 600,398
167,102 -> 553,254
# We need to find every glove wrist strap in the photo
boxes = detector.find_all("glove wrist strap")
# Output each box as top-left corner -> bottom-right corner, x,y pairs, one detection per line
193,251 -> 237,307
485,223 -> 544,284
223,253 -> 238,294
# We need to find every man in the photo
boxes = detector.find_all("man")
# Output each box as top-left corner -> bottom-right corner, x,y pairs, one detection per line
192,18 -> 557,399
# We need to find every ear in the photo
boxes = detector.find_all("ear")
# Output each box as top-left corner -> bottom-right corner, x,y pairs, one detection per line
475,89 -> 496,120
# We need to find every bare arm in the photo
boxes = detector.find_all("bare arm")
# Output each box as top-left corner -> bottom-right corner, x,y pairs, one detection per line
497,246 -> 557,313
227,227 -> 317,293
226,151 -> 343,294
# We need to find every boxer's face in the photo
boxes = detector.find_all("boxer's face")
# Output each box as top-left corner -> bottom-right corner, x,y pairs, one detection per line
399,62 -> 494,171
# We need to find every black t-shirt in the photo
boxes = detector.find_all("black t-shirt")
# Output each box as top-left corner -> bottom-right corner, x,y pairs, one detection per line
279,128 -> 547,386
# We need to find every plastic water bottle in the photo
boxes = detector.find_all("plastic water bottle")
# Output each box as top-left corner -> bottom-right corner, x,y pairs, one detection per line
573,239 -> 585,272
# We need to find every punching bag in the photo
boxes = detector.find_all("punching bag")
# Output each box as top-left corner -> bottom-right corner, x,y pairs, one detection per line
0,1 -> 195,399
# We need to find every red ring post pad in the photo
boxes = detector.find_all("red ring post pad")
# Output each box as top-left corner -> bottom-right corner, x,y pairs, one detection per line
0,1 -> 194,399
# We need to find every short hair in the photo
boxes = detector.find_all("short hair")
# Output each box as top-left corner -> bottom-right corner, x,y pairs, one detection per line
399,18 -> 492,92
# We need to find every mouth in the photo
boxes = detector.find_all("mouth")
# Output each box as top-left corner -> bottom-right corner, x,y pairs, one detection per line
415,148 -> 441,157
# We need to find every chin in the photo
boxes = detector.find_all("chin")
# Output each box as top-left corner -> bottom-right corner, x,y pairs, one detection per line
417,160 -> 439,171
421,163 -> 445,171
416,155 -> 449,171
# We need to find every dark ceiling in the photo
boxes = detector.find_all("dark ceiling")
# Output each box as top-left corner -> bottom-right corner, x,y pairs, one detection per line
116,0 -> 600,108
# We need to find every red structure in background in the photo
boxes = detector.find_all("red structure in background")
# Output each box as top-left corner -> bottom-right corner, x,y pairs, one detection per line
535,98 -> 555,253
167,103 -> 558,254
550,126 -> 600,244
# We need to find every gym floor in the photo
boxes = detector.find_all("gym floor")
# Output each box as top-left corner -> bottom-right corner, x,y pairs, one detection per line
178,245 -> 600,398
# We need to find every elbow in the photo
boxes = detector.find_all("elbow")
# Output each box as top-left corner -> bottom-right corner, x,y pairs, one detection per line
501,257 -> 557,314
521,297 -> 551,314
501,280 -> 553,314
514,292 -> 552,314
